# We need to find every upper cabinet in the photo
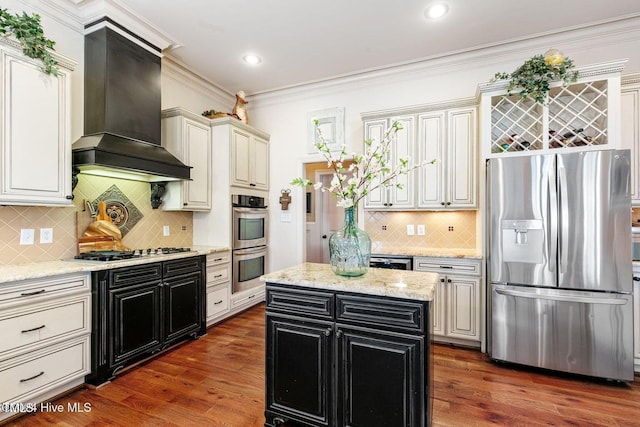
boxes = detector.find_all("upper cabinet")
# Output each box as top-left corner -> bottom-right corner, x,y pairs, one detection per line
229,124 -> 270,191
417,106 -> 477,209
0,38 -> 76,206
478,60 -> 626,159
363,115 -> 416,209
621,73 -> 640,206
161,108 -> 212,211
362,99 -> 478,211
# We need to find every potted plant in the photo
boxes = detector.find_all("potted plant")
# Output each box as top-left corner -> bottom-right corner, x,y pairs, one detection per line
492,49 -> 578,104
0,8 -> 58,75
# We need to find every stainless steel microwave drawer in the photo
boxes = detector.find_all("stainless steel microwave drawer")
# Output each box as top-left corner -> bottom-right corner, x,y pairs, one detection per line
266,285 -> 334,319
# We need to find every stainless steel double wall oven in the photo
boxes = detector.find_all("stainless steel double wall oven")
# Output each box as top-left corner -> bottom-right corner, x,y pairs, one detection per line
232,194 -> 268,294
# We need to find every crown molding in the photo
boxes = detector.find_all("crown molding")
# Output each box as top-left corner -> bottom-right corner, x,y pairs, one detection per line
361,97 -> 477,121
622,72 -> 640,86
162,56 -> 234,105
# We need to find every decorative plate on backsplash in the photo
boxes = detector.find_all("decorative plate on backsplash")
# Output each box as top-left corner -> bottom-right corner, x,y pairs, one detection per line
92,185 -> 143,236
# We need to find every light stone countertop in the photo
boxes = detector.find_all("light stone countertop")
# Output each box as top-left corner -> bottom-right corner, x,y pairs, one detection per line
260,262 -> 438,301
0,246 -> 230,284
373,246 -> 482,259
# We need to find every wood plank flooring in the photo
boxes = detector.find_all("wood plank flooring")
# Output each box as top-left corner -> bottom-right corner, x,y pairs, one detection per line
6,303 -> 640,426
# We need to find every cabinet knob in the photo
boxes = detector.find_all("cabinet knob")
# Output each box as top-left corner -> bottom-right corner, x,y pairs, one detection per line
446,202 -> 451,206
440,278 -> 445,283
634,276 -> 640,281
336,329 -> 343,338
250,183 -> 256,187
65,195 -> 74,200
447,279 -> 452,283
440,202 -> 445,206
183,203 -> 188,206
324,327 -> 332,337
322,235 -> 327,239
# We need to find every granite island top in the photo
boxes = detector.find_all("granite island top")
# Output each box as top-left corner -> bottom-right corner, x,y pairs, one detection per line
373,246 -> 481,259
0,245 -> 230,284
260,262 -> 438,301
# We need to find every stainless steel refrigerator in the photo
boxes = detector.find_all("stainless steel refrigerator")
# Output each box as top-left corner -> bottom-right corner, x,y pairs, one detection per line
487,149 -> 633,381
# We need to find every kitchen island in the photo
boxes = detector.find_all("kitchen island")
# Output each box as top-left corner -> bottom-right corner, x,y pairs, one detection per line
261,263 -> 438,427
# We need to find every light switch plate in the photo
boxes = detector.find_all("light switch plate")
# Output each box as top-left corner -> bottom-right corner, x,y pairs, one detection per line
406,224 -> 415,236
163,225 -> 170,236
280,212 -> 292,223
20,229 -> 35,245
417,225 -> 425,236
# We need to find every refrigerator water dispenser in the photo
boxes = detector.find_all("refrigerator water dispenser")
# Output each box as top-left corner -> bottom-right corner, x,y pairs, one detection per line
501,219 -> 543,263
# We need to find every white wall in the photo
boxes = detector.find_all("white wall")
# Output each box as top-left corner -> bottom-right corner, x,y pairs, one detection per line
249,17 -> 640,273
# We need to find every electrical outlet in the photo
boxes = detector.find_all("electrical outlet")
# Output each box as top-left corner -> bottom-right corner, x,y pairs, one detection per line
20,229 -> 35,245
381,225 -> 387,231
406,224 -> 415,236
40,228 -> 53,244
163,225 -> 170,236
417,225 -> 425,236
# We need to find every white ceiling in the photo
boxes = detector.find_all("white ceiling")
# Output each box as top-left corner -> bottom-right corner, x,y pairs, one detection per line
118,0 -> 640,96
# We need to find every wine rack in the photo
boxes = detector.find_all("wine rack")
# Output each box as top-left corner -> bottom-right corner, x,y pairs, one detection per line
479,60 -> 626,158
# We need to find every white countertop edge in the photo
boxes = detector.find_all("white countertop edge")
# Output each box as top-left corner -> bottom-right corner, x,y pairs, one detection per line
0,246 -> 230,284
261,263 -> 438,301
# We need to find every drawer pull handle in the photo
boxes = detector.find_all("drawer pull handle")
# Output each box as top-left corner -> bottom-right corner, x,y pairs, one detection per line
248,295 -> 255,299
439,266 -> 453,269
20,371 -> 44,383
21,289 -> 46,296
214,300 -> 223,305
214,258 -> 223,261
213,274 -> 223,278
21,324 -> 45,333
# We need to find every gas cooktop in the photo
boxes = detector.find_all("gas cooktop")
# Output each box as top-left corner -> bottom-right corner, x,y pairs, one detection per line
75,247 -> 192,262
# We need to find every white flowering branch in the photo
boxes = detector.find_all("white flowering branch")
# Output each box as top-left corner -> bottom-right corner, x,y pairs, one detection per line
292,119 -> 436,208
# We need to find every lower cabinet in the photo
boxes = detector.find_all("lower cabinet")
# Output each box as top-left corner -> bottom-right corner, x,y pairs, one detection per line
88,256 -> 206,386
414,257 -> 482,347
0,273 -> 91,423
265,284 -> 432,427
205,251 -> 231,326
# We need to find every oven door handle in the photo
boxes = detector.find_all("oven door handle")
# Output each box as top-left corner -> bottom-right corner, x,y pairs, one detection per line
234,246 -> 267,256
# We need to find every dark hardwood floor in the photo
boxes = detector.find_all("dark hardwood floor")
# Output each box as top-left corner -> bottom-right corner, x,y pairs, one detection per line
6,303 -> 640,426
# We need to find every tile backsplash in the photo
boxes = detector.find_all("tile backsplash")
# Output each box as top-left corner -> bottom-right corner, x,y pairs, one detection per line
0,175 -> 193,265
365,210 -> 478,252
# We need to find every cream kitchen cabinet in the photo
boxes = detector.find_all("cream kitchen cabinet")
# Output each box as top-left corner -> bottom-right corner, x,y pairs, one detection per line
478,60 -> 625,159
417,105 -> 477,209
621,73 -> 640,206
0,38 -> 76,206
161,107 -> 212,211
414,257 -> 481,347
205,251 -> 231,326
0,272 -> 90,423
219,119 -> 269,191
363,116 -> 416,209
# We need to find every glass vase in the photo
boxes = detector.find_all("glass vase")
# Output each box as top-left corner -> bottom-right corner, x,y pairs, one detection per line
329,206 -> 371,277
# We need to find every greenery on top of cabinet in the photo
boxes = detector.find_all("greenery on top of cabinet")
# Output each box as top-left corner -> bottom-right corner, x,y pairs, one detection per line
0,8 -> 58,75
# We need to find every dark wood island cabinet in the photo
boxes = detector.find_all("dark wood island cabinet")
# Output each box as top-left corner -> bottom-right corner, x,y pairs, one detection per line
261,263 -> 438,427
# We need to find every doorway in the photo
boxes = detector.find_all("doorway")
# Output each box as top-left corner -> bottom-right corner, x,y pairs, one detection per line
304,162 -> 352,263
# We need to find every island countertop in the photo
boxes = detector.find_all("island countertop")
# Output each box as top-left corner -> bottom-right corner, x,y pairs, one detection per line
260,262 -> 438,301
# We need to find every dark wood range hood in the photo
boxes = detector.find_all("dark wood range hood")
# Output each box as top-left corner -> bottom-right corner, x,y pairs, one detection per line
72,18 -> 191,182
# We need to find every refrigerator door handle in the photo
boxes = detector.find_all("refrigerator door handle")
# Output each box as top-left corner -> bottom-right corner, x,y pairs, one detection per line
547,158 -> 558,274
557,160 -> 569,273
495,288 -> 628,305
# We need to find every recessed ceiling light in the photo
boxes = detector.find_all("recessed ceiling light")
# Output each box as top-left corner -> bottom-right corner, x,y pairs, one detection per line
425,3 -> 449,19
243,54 -> 262,65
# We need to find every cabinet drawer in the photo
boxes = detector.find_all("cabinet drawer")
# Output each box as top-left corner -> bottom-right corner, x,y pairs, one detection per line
266,285 -> 334,320
0,336 -> 89,404
207,252 -> 231,266
207,264 -> 230,286
414,257 -> 481,276
232,287 -> 265,309
207,286 -> 229,318
163,256 -> 203,278
0,274 -> 90,306
336,294 -> 425,333
0,296 -> 90,359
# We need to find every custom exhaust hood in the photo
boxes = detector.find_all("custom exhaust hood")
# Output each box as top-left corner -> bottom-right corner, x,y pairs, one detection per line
72,19 -> 191,183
